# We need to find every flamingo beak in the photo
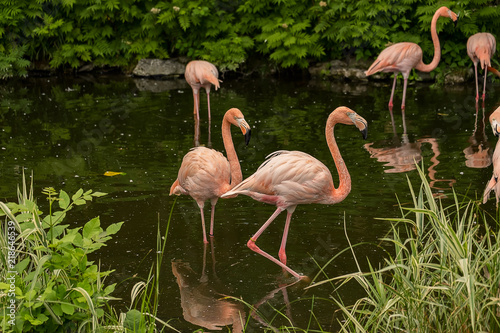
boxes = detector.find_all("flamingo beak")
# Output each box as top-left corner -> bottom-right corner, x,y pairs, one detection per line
238,119 -> 252,145
361,128 -> 368,140
244,128 -> 252,145
355,117 -> 368,140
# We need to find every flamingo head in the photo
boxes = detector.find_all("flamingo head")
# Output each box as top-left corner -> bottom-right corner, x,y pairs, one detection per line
347,111 -> 368,140
439,7 -> 459,25
332,107 -> 368,140
226,108 -> 252,145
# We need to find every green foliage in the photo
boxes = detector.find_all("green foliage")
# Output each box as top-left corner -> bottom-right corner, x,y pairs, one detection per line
0,0 -> 499,75
0,176 -> 123,332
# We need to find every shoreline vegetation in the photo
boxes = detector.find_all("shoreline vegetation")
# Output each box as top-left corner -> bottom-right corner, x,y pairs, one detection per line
2,165 -> 500,332
1,1 -> 499,84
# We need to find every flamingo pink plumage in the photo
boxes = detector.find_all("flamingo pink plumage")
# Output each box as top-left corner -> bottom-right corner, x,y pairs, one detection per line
221,106 -> 367,279
170,108 -> 251,243
483,107 -> 500,206
185,60 -> 221,121
467,32 -> 496,102
365,6 -> 458,110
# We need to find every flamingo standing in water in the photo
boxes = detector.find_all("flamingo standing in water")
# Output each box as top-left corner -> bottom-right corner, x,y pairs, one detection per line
222,106 -> 368,279
365,6 -> 458,110
483,107 -> 500,206
170,108 -> 251,243
467,32 -> 496,102
185,60 -> 221,121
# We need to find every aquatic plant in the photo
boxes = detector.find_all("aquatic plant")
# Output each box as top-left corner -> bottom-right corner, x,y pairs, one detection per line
311,164 -> 500,332
0,174 -> 122,332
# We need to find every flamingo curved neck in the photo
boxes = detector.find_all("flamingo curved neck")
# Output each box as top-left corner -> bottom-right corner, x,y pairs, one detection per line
415,10 -> 443,72
325,113 -> 351,203
222,119 -> 242,186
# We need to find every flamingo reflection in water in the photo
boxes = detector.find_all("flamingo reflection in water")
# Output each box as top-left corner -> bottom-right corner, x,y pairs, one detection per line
483,106 -> 500,206
364,111 -> 455,197
171,240 -> 246,332
463,104 -> 492,169
249,279 -> 304,332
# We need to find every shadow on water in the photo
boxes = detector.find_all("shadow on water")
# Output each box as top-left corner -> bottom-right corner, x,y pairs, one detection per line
1,73 -> 500,331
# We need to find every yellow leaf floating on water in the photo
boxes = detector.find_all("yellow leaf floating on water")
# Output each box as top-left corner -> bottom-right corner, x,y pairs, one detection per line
104,171 -> 127,177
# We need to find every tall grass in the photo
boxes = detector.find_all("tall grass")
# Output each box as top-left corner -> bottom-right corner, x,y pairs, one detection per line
311,165 -> 500,332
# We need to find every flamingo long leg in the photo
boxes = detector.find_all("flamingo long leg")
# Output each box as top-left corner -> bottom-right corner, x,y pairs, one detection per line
209,198 -> 217,237
247,207 -> 302,279
401,77 -> 409,110
278,210 -> 293,265
473,62 -> 479,101
199,206 -> 208,244
192,89 -> 200,120
482,66 -> 487,101
205,87 -> 212,122
388,75 -> 397,109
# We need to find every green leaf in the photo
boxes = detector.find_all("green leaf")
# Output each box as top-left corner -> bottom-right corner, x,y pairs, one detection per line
59,190 -> 70,209
61,303 -> 75,315
124,309 -> 145,330
72,188 -> 84,201
105,222 -> 124,236
15,257 -> 30,274
74,199 -> 86,205
83,217 -> 102,239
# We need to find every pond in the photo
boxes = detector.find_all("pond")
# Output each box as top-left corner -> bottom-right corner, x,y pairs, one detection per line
0,72 -> 498,332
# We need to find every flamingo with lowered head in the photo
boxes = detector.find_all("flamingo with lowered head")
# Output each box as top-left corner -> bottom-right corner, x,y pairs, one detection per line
222,106 -> 367,279
365,6 -> 458,110
185,60 -> 221,121
170,108 -> 251,243
483,106 -> 500,206
467,32 -> 496,102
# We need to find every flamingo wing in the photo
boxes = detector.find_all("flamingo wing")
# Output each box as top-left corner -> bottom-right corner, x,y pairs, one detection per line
185,61 -> 220,90
172,147 -> 231,201
467,33 -> 496,69
365,42 -> 423,76
223,150 -> 334,206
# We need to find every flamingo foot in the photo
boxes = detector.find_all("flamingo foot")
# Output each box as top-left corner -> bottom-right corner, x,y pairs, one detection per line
247,239 -> 302,280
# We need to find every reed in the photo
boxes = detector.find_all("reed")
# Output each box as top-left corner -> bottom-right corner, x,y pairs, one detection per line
310,164 -> 500,332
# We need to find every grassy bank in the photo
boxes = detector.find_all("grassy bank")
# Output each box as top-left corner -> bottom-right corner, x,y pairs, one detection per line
309,165 -> 500,332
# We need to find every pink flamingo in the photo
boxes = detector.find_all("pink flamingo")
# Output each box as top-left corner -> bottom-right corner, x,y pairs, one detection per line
185,60 -> 221,121
222,106 -> 367,279
365,6 -> 458,110
170,108 -> 251,243
483,107 -> 500,206
467,32 -> 496,102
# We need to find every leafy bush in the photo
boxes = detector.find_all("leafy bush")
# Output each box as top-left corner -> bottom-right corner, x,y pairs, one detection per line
0,176 -> 123,332
0,0 -> 499,75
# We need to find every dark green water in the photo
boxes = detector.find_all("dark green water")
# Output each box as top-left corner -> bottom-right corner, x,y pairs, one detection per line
1,73 -> 498,331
